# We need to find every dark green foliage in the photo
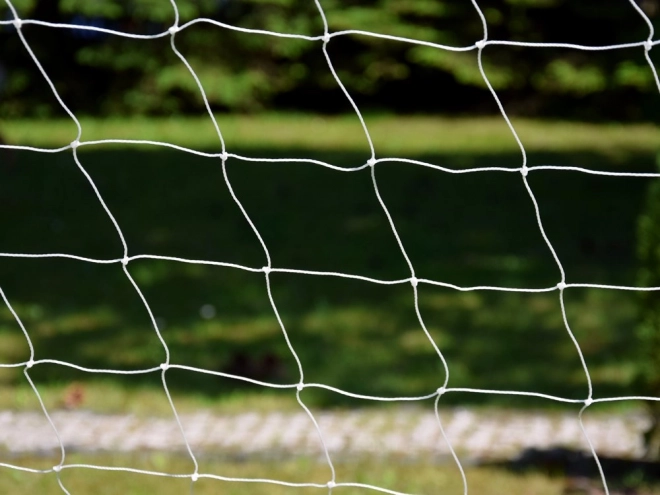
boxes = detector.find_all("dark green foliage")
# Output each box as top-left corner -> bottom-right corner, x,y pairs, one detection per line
637,160 -> 660,459
1,0 -> 659,118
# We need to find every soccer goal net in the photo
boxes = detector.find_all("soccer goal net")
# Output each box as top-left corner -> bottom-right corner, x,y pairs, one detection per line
1,0 -> 660,494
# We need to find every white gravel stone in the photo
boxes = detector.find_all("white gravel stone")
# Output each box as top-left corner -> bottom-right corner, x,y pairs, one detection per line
0,408 -> 645,461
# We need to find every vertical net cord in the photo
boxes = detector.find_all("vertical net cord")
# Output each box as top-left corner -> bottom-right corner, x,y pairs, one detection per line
628,0 -> 660,93
0,287 -> 69,487
4,1 -> 80,490
466,1 -> 659,493
168,0 -> 338,487
3,0 -> 202,489
469,0 -> 602,491
313,0 -> 466,491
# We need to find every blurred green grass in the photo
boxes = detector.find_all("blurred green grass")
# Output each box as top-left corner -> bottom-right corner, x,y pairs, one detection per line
0,117 -> 657,414
5,452 -> 660,495
2,453 -> 567,495
4,115 -> 660,156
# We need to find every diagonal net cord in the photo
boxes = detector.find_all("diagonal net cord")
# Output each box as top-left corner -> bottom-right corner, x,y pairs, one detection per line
1,0 -> 660,494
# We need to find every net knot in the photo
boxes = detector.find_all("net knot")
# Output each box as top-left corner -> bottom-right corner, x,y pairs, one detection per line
644,40 -> 653,52
13,18 -> 22,30
556,281 -> 566,290
121,256 -> 130,266
168,25 -> 179,35
191,473 -> 199,482
410,276 -> 418,287
327,480 -> 336,489
220,152 -> 228,161
262,266 -> 271,275
322,33 -> 330,44
475,39 -> 486,50
296,382 -> 304,391
437,386 -> 446,396
160,363 -> 169,371
520,166 -> 528,177
53,465 -> 62,473
367,158 -> 376,167
70,139 -> 80,150
26,359 -> 34,369
584,397 -> 593,407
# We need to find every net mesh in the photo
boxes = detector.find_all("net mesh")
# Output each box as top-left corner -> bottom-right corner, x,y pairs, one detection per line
1,0 -> 660,493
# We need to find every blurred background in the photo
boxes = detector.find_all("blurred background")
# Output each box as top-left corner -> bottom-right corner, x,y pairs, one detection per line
1,0 -> 660,493
1,0 -> 660,119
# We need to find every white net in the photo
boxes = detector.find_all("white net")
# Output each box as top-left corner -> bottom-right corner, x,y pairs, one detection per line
1,0 -> 660,494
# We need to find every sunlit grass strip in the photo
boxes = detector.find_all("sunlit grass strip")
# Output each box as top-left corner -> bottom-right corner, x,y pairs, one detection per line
3,115 -> 659,155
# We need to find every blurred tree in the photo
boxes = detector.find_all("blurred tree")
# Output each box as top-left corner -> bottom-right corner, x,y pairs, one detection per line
637,161 -> 660,460
0,0 -> 658,118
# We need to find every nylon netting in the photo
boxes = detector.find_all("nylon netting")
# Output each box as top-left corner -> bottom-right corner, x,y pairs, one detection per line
1,0 -> 660,494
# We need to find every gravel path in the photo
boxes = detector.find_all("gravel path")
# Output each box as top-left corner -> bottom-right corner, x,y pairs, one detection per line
0,409 -> 649,461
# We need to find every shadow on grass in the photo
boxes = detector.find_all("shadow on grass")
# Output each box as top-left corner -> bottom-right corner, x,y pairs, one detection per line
0,147 -> 654,408
486,447 -> 660,494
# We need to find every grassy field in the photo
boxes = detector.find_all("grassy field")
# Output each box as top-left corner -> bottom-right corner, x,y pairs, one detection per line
1,453 -> 569,495
4,452 -> 660,495
1,115 -> 660,494
0,115 -> 658,416
4,114 -> 660,155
